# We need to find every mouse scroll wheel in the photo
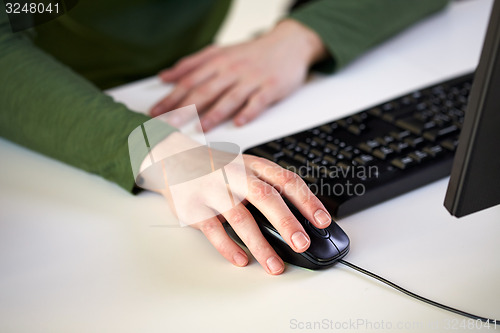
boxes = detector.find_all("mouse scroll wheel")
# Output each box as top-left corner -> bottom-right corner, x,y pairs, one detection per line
305,220 -> 329,238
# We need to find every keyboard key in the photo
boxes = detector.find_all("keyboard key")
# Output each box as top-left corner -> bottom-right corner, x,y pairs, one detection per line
339,149 -> 354,160
368,107 -> 382,117
432,85 -> 445,94
412,91 -> 423,100
352,112 -> 368,123
413,110 -> 434,122
375,136 -> 394,146
354,154 -> 375,166
382,107 -> 415,123
294,146 -> 303,153
337,118 -> 352,128
298,142 -> 310,151
272,151 -> 285,160
390,130 -> 411,140
389,142 -> 410,153
319,124 -> 334,134
358,139 -> 380,153
326,143 -> 339,152
347,124 -> 367,136
423,125 -> 459,142
266,142 -> 281,151
423,145 -> 444,157
408,150 -> 429,163
323,155 -> 337,165
415,101 -> 429,111
396,117 -> 421,134
382,102 -> 397,112
336,162 -> 351,173
312,137 -> 326,146
283,148 -> 294,157
440,138 -> 459,151
404,136 -> 425,148
391,156 -> 417,170
373,147 -> 395,160
310,149 -> 324,158
311,128 -> 321,136
294,154 -> 308,164
318,132 -> 328,139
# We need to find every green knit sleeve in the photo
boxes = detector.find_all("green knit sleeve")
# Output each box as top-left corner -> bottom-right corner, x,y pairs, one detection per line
289,0 -> 449,73
0,10 -> 176,192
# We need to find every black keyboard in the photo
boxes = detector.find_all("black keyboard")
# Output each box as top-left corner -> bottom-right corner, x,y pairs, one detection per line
245,73 -> 473,218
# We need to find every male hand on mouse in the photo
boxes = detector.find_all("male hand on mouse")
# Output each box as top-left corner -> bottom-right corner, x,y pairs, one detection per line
149,19 -> 326,132
139,132 -> 332,275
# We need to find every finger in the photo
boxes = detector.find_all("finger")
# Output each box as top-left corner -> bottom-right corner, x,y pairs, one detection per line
150,66 -> 217,118
233,86 -> 276,126
175,72 -> 238,119
247,156 -> 332,229
222,203 -> 285,275
195,216 -> 249,267
246,177 -> 311,253
159,45 -> 219,82
199,81 -> 259,132
150,85 -> 190,118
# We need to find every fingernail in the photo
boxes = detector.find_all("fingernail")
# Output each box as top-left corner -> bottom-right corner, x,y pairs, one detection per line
291,231 -> 310,250
235,116 -> 246,126
314,209 -> 331,226
266,256 -> 284,274
233,252 -> 248,267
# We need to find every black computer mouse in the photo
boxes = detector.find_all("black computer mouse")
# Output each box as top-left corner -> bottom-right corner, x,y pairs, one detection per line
224,201 -> 350,270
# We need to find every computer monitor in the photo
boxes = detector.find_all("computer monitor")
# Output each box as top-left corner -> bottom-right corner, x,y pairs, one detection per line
444,0 -> 500,217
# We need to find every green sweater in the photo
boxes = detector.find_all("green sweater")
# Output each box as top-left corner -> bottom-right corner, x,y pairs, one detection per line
0,0 -> 448,192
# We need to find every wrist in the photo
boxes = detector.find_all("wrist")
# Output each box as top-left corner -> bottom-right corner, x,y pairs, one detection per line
270,19 -> 327,66
138,131 -> 202,194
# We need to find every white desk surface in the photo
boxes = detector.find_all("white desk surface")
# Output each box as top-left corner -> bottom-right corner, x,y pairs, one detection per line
1,1 -> 499,332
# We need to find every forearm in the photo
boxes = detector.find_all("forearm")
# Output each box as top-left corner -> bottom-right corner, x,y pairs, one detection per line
289,0 -> 450,73
0,12 -> 175,191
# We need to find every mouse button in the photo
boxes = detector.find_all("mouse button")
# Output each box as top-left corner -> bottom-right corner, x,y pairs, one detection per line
327,223 -> 350,252
305,236 -> 339,260
304,220 -> 329,238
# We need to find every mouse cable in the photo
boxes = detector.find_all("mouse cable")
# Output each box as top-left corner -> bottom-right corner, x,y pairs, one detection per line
338,259 -> 499,325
